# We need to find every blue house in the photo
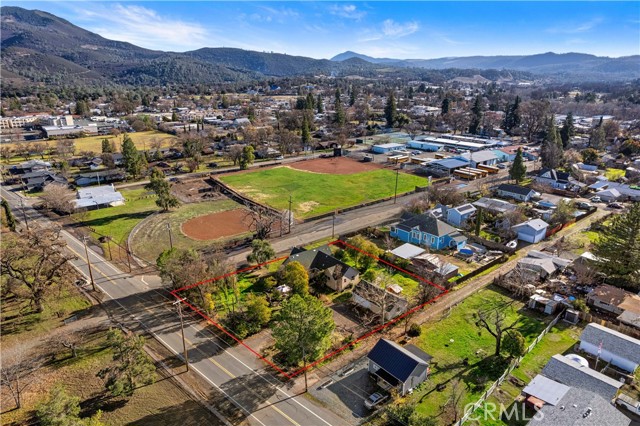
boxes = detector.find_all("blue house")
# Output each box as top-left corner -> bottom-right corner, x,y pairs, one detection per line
391,214 -> 467,250
446,203 -> 477,227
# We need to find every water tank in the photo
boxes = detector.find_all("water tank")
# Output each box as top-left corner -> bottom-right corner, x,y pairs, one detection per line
566,354 -> 589,368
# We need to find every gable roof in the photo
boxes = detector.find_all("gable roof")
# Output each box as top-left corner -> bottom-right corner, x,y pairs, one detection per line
472,197 -> 517,214
531,387 -> 631,426
396,214 -> 459,237
537,168 -> 571,182
284,246 -> 359,280
541,354 -> 623,400
512,218 -> 549,232
390,243 -> 425,260
450,203 -> 476,214
368,339 -> 431,383
580,323 -> 640,365
497,183 -> 535,196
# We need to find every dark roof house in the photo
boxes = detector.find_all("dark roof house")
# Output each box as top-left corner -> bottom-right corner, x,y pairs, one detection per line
368,339 -> 432,396
283,246 -> 359,291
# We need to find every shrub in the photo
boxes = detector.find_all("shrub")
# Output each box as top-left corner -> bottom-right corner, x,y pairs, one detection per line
408,323 -> 422,337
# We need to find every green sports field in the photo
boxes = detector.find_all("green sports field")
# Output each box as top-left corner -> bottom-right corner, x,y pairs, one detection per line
219,166 -> 429,218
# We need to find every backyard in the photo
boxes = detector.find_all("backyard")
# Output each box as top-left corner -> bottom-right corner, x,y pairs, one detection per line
408,286 -> 550,422
219,165 -> 429,218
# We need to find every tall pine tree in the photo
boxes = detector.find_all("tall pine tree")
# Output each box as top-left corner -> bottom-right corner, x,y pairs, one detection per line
316,94 -> 323,113
540,117 -> 563,169
509,148 -> 527,183
384,92 -> 397,128
559,112 -> 575,149
333,89 -> 345,126
469,95 -> 483,135
502,96 -> 521,135
121,134 -> 145,179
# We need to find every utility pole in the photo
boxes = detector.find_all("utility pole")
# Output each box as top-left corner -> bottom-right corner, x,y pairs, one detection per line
393,168 -> 399,204
332,211 -> 336,238
20,198 -> 29,231
166,222 -> 173,250
82,236 -> 96,291
173,300 -> 189,372
288,194 -> 292,234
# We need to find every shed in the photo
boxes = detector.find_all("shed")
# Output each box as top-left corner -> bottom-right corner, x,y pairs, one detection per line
389,243 -> 425,260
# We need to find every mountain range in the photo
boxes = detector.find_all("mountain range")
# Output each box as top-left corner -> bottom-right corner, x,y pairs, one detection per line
1,6 -> 638,90
330,51 -> 640,79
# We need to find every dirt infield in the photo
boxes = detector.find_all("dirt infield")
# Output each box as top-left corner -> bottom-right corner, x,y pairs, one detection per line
181,208 -> 251,241
289,157 -> 382,174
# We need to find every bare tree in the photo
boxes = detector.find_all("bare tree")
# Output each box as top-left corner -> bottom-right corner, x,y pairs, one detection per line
520,100 -> 549,143
40,184 -> 75,214
475,302 -> 519,356
0,343 -> 43,409
243,204 -> 280,239
227,145 -> 243,166
442,379 -> 465,424
55,139 -> 75,160
406,121 -> 423,140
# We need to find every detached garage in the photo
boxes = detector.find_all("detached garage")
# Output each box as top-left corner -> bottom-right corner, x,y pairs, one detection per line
579,323 -> 640,373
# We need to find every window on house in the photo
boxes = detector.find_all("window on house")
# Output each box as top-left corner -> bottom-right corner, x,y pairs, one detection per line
431,236 -> 435,244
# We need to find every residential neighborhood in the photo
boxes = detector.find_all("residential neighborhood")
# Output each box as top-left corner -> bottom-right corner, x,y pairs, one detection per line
1,3 -> 639,426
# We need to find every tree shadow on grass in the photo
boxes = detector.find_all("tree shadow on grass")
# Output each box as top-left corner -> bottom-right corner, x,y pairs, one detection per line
123,399 -> 223,426
74,211 -> 156,229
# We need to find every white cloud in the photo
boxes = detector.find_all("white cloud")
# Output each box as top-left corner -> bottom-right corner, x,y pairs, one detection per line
329,4 -> 366,20
547,17 -> 603,34
79,4 -> 211,51
382,19 -> 419,38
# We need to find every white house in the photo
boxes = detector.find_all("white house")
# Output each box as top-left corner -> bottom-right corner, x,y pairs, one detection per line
579,323 -> 640,374
512,218 -> 549,243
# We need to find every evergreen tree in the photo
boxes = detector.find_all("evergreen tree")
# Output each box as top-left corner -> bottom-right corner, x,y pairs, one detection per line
469,95 -> 483,135
145,168 -> 179,211
333,89 -> 345,126
121,134 -> 145,179
1,199 -> 16,231
408,86 -> 414,99
384,92 -> 397,128
75,100 -> 90,117
540,117 -> 563,169
509,148 -> 527,183
349,86 -> 357,107
502,96 -> 521,135
593,203 -> 640,290
305,93 -> 315,111
301,116 -> 311,147
247,239 -> 275,264
37,385 -> 104,426
280,261 -> 309,295
101,138 -> 113,153
559,112 -> 575,149
441,98 -> 450,115
238,145 -> 255,170
316,94 -> 323,113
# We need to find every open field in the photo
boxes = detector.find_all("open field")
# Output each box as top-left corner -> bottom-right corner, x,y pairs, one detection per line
219,161 -> 429,218
409,287 -> 549,422
289,156 -> 383,174
0,284 -> 213,426
4,131 -> 177,157
182,208 -> 251,241
130,198 -> 244,263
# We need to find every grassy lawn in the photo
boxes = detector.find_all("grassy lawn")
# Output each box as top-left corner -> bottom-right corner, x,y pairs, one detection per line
219,167 -> 429,218
468,321 -> 582,426
605,168 -> 626,181
129,198 -> 242,263
74,188 -> 159,259
409,287 -> 549,421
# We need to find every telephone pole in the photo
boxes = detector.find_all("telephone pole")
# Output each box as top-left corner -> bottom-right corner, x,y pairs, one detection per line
20,198 -> 29,231
82,236 -> 96,292
166,222 -> 173,250
173,300 -> 189,372
393,168 -> 399,204
332,211 -> 336,238
288,194 -> 292,234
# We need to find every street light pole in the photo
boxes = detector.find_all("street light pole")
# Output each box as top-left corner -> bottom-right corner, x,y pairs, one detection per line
393,168 -> 399,204
173,300 -> 189,372
166,222 -> 173,250
20,198 -> 29,231
82,236 -> 96,292
332,211 -> 336,238
288,194 -> 292,234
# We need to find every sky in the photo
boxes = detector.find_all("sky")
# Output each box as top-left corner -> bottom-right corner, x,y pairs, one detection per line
4,1 -> 640,59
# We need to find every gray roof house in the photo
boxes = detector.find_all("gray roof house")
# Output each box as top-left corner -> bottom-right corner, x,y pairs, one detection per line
512,219 -> 550,244
541,354 -> 623,401
352,280 -> 409,322
579,323 -> 640,373
472,197 -> 518,215
367,339 -> 432,396
73,185 -> 125,209
528,387 -> 631,426
497,184 -> 537,202
283,246 -> 359,292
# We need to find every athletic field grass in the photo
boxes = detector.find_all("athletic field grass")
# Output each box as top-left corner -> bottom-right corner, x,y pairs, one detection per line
219,166 -> 429,218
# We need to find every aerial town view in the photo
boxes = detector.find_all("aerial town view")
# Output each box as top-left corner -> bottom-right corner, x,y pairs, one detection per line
1,1 -> 639,425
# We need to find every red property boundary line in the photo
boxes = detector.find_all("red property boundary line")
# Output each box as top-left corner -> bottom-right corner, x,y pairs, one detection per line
170,239 -> 449,380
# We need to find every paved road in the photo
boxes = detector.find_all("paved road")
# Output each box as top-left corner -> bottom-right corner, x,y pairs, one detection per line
1,187 -> 348,426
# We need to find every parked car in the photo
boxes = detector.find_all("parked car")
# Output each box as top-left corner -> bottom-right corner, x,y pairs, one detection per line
411,150 -> 421,155
608,202 -> 625,209
576,202 -> 593,210
208,162 -> 218,168
497,163 -> 507,169
590,196 -> 602,203
364,392 -> 389,410
276,156 -> 284,160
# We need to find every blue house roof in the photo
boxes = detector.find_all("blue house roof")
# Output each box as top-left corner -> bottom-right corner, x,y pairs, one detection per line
368,339 -> 432,383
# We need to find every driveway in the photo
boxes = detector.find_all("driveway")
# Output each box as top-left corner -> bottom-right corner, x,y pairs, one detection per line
309,357 -> 381,425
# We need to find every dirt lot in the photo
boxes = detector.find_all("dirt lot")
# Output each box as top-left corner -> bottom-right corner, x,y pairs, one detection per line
171,178 -> 223,203
181,208 -> 252,241
289,157 -> 383,175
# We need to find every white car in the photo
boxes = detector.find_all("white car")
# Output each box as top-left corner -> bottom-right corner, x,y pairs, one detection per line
364,392 -> 389,409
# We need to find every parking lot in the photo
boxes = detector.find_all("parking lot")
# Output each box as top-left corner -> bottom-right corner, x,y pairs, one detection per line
308,357 -> 382,424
